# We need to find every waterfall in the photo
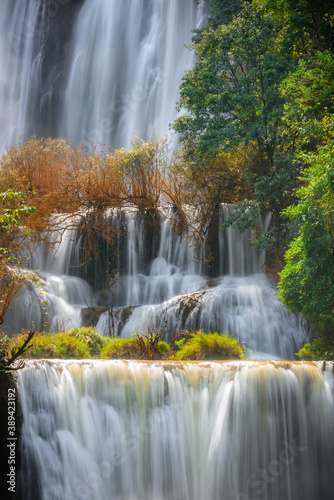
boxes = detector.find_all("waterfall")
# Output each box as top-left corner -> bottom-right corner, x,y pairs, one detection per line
94,206 -> 307,359
2,206 -> 308,359
0,2 -> 308,359
16,360 -> 334,500
3,216 -> 97,334
0,0 -> 204,149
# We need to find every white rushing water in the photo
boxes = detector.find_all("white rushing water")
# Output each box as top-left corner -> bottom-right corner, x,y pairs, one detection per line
94,207 -> 307,359
0,1 -> 308,359
3,205 -> 308,359
61,0 -> 204,148
0,0 -> 204,149
17,360 -> 334,500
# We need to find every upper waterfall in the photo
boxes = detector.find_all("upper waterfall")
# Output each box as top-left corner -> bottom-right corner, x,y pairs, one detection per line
0,0 -> 204,149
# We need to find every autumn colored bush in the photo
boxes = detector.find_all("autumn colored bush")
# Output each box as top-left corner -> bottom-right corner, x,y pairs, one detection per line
0,134 -> 245,270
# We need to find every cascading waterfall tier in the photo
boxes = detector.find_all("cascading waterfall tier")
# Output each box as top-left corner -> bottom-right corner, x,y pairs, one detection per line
16,360 -> 334,500
0,0 -> 204,149
2,205 -> 308,360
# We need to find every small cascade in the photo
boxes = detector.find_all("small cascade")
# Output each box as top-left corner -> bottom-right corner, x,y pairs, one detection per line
16,360 -> 334,500
2,217 -> 96,334
2,205 -> 309,359
115,275 -> 306,360
111,207 -> 205,309
219,205 -> 270,276
94,206 -> 308,359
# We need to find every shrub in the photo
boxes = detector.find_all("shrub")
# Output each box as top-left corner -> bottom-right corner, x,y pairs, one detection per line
100,332 -> 171,360
66,326 -> 107,357
174,330 -> 246,361
296,339 -> 334,361
10,331 -> 91,359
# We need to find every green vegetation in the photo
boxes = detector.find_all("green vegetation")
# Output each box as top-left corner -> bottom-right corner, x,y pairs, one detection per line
296,339 -> 334,361
278,138 -> 334,354
173,330 -> 246,360
5,327 -> 245,362
10,330 -> 91,359
65,326 -> 108,357
100,337 -> 171,360
0,189 -> 38,326
7,327 -> 109,360
0,0 -> 333,358
0,190 -> 40,367
172,0 -> 334,358
0,330 -> 35,372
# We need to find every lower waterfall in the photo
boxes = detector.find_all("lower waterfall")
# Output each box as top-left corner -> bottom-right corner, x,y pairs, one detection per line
16,360 -> 334,500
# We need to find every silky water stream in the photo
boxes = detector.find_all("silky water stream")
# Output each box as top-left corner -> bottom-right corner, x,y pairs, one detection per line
16,360 -> 334,500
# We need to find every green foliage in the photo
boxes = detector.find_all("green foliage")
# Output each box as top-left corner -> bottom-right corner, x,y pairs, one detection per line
174,330 -> 246,360
0,189 -> 39,326
6,327 -> 247,361
173,2 -> 306,251
255,0 -> 334,54
0,190 -> 37,232
296,339 -> 334,361
100,335 -> 171,360
281,51 -> 334,150
65,326 -> 108,357
278,137 -> 334,339
0,330 -> 35,372
10,331 -> 91,359
173,3 -> 290,169
254,154 -> 304,213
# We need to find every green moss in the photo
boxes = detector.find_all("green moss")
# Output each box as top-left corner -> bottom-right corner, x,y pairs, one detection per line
174,330 -> 246,361
157,341 -> 171,354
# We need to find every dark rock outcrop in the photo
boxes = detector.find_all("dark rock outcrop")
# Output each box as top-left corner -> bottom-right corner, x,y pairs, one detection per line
81,307 -> 108,327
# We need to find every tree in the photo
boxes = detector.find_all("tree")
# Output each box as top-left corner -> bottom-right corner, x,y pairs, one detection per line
278,136 -> 334,345
0,191 -> 37,368
173,3 -> 290,171
280,50 -> 334,151
254,0 -> 334,54
195,0 -> 244,27
172,2 -> 301,257
0,190 -> 37,326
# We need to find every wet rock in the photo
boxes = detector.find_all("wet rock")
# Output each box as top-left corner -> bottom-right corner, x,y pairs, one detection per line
178,290 -> 206,330
81,307 -> 108,327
